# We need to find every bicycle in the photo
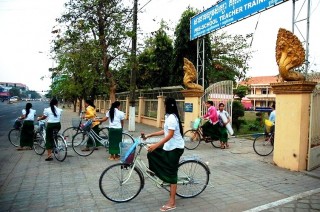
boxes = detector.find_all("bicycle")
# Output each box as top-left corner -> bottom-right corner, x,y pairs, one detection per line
71,120 -> 133,157
62,112 -> 109,146
33,121 -> 68,162
253,132 -> 274,156
183,118 -> 220,150
8,118 -> 23,147
33,120 -> 46,155
99,136 -> 210,202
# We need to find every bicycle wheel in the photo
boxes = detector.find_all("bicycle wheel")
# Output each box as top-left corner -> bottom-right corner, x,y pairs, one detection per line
53,135 -> 67,162
176,160 -> 210,198
99,163 -> 144,203
8,129 -> 20,147
99,127 -> 109,138
183,130 -> 201,150
33,131 -> 45,155
253,134 -> 274,156
210,140 -> 220,148
121,132 -> 134,144
72,132 -> 95,156
62,127 -> 80,147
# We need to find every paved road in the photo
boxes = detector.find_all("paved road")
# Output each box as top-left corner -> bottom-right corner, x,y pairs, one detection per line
0,103 -> 319,211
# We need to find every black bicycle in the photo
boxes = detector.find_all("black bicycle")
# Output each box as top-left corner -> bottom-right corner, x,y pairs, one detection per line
8,119 -> 23,147
253,132 -> 274,156
183,118 -> 220,150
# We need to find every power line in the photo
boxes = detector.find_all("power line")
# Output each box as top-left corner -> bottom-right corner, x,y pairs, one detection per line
138,0 -> 153,12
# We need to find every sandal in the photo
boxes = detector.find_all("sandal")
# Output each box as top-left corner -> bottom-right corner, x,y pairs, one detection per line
220,144 -> 225,149
108,155 -> 115,160
160,205 -> 176,211
16,147 -> 24,151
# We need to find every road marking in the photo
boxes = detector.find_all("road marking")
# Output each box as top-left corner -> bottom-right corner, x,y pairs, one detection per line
244,187 -> 320,212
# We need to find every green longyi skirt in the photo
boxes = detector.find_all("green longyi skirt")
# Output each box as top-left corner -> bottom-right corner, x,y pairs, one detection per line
147,148 -> 184,184
108,128 -> 122,155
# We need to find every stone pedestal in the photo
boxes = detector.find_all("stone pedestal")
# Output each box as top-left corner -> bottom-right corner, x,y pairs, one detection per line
271,81 -> 317,171
181,89 -> 204,132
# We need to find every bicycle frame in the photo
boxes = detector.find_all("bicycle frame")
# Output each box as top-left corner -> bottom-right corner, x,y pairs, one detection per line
122,140 -> 195,190
85,129 -> 109,147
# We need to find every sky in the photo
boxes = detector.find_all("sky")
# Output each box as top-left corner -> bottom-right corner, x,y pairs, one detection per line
0,0 -> 319,92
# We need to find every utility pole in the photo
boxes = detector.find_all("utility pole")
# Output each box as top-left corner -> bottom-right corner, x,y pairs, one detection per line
128,0 -> 138,131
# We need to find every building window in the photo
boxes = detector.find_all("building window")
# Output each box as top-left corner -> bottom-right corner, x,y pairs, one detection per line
261,88 -> 269,94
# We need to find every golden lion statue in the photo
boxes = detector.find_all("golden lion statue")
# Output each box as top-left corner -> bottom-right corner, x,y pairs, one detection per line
276,28 -> 305,81
183,58 -> 204,90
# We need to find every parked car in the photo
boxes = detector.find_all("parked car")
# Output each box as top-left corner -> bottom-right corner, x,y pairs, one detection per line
9,96 -> 19,103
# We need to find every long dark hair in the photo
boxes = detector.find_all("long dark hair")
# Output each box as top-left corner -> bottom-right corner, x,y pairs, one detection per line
50,98 -> 58,117
109,101 -> 120,123
85,99 -> 95,109
165,97 -> 183,136
25,103 -> 32,117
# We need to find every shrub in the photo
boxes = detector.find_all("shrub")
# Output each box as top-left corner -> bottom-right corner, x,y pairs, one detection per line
232,101 -> 245,131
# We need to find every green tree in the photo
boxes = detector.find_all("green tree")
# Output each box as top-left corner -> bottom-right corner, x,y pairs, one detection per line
210,32 -> 252,83
136,21 -> 173,89
52,39 -> 102,111
9,87 -> 20,97
55,0 -> 131,102
234,85 -> 249,100
171,7 -> 213,88
232,100 -> 245,131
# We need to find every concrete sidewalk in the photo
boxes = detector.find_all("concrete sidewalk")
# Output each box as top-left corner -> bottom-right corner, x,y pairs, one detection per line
0,109 -> 319,211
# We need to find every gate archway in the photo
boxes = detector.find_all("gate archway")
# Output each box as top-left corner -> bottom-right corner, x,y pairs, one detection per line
200,80 -> 233,119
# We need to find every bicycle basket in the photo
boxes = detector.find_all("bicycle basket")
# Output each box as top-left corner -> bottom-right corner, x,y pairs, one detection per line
81,120 -> 92,132
72,118 -> 81,128
264,119 -> 274,133
191,118 -> 201,130
13,119 -> 22,129
120,140 -> 138,164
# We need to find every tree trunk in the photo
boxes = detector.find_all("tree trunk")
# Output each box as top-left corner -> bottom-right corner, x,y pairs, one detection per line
109,78 -> 116,103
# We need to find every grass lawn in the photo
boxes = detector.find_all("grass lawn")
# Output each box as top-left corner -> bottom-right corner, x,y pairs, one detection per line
233,111 -> 268,139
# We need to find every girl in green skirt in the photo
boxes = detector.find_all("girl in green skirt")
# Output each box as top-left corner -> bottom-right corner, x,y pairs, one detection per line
218,102 -> 231,149
37,98 -> 63,161
17,103 -> 36,150
97,101 -> 124,160
144,97 -> 184,212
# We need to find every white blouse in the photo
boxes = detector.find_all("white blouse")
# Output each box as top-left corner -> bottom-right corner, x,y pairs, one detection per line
106,108 -> 125,129
163,114 -> 185,151
43,106 -> 63,123
22,109 -> 36,121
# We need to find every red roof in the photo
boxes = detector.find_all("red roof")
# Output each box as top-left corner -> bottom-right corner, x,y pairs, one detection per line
239,76 -> 279,85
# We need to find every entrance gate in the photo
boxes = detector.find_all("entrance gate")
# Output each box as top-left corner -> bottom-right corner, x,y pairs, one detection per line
308,85 -> 320,170
200,80 -> 233,117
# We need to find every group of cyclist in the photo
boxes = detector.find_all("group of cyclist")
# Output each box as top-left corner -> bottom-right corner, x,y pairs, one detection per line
14,96 -> 233,211
202,100 -> 232,149
17,98 -> 63,161
16,98 -> 126,162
